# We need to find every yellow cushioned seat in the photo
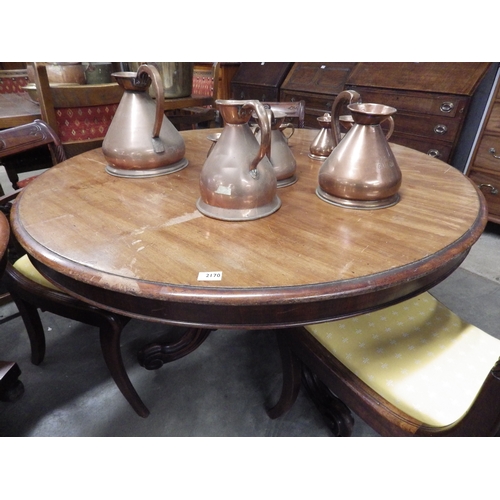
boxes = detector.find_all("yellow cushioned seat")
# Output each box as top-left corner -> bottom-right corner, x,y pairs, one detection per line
13,254 -> 61,291
305,292 -> 500,427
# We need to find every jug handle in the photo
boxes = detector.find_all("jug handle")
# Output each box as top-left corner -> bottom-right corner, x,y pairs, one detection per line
331,90 -> 361,147
243,100 -> 271,177
279,122 -> 295,140
137,64 -> 166,153
383,116 -> 395,140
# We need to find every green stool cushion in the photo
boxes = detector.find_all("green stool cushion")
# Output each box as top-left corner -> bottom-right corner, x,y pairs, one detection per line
305,292 -> 500,427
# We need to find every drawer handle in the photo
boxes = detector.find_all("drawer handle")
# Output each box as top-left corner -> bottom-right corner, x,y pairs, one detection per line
440,102 -> 455,113
427,149 -> 442,158
434,124 -> 448,135
478,183 -> 499,195
489,148 -> 500,160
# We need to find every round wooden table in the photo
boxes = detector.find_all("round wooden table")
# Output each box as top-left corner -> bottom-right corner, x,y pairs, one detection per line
11,128 -> 487,327
9,128 -> 487,415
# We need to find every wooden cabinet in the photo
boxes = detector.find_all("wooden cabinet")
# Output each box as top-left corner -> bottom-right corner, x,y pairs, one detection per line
345,63 -> 491,163
467,68 -> 500,223
280,62 -> 356,127
231,62 -> 293,101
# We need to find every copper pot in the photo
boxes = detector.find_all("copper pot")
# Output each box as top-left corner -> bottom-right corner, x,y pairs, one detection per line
102,64 -> 187,177
317,90 -> 402,209
197,99 -> 280,221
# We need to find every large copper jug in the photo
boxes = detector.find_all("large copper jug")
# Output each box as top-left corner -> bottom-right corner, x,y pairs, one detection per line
197,99 -> 280,221
317,90 -> 402,209
102,64 -> 187,178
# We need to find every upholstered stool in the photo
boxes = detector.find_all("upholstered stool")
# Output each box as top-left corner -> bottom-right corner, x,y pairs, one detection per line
13,254 -> 60,291
305,292 -> 500,427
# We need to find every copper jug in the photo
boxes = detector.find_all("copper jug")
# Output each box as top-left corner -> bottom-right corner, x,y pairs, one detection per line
102,64 -> 187,178
317,90 -> 402,209
309,113 -> 334,160
197,99 -> 281,221
254,110 -> 297,187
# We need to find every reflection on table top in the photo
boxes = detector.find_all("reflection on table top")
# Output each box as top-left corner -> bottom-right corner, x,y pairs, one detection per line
0,93 -> 41,129
11,128 -> 487,328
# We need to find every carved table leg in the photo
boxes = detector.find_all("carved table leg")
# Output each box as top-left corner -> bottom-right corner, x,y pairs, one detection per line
99,315 -> 150,418
302,365 -> 354,437
0,361 -> 24,402
137,327 -> 213,370
266,330 -> 302,419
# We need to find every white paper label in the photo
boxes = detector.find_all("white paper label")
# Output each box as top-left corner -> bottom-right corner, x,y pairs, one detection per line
198,271 -> 223,281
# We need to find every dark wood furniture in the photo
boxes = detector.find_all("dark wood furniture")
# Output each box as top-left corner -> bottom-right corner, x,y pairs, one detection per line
0,93 -> 41,129
278,62 -> 490,163
0,122 -> 139,415
280,62 -> 357,128
0,119 -> 65,189
32,62 -> 124,158
166,63 -> 221,130
466,66 -> 500,223
0,69 -> 30,95
9,128 -> 486,417
231,62 -> 293,101
0,210 -> 24,402
262,101 -> 306,128
270,287 -> 500,436
345,63 -> 491,163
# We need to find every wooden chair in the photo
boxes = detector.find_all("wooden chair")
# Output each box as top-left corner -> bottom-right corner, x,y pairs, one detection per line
0,119 -> 66,189
0,210 -> 24,403
268,292 -> 500,436
32,62 -> 124,159
166,62 -> 221,130
262,101 -> 306,128
0,122 -> 149,417
0,69 -> 30,94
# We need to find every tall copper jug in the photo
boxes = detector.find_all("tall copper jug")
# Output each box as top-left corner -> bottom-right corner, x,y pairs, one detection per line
102,64 -> 187,178
197,99 -> 280,221
317,90 -> 402,209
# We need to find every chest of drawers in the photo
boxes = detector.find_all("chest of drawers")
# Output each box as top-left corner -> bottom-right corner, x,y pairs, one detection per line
231,62 -> 293,101
279,62 -> 356,127
467,68 -> 500,223
345,63 -> 491,163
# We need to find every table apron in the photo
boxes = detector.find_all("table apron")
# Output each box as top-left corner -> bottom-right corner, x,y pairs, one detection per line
31,251 -> 468,329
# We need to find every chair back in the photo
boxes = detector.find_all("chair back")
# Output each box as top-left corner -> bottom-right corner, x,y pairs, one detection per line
262,101 -> 305,128
0,119 -> 66,189
192,62 -> 220,100
0,69 -> 30,94
33,63 -> 124,158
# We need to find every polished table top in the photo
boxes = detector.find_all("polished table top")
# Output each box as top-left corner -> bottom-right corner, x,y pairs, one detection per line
0,93 -> 41,129
11,128 -> 487,329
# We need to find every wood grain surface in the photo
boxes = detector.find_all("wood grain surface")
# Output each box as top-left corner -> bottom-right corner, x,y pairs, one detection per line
10,128 -> 487,327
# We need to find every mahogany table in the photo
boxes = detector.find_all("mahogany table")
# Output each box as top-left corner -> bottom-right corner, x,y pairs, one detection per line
0,93 -> 41,129
9,128 -> 487,416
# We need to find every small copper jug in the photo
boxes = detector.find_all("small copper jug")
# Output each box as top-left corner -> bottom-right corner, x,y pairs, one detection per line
102,64 -> 187,178
309,113 -> 334,160
254,110 -> 297,187
317,90 -> 402,209
197,99 -> 280,221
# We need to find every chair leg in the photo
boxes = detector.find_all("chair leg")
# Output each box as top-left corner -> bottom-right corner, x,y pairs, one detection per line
10,295 -> 46,365
301,365 -> 354,437
266,330 -> 302,419
98,316 -> 150,418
